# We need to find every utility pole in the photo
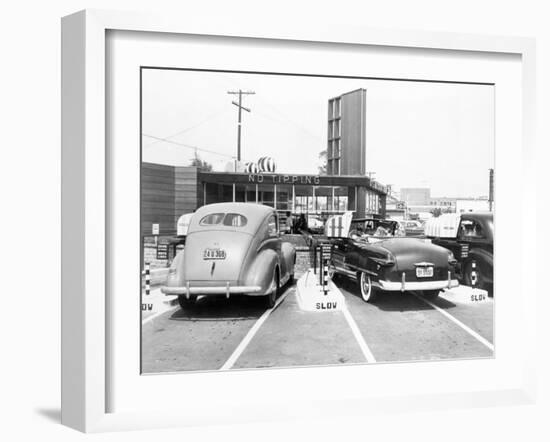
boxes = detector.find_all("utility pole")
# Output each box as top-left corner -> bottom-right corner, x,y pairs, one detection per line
227,90 -> 255,170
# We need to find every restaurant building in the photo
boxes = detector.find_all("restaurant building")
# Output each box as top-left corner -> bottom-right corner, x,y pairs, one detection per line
141,163 -> 388,238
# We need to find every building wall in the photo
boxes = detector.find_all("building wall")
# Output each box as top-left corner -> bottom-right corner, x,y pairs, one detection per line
141,163 -> 176,237
141,163 -> 199,238
175,167 -> 200,217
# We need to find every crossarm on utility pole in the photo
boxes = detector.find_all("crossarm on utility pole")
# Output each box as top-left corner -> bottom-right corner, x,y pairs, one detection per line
227,90 -> 255,167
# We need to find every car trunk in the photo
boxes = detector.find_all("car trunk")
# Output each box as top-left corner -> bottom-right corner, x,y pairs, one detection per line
376,238 -> 449,280
183,230 -> 252,284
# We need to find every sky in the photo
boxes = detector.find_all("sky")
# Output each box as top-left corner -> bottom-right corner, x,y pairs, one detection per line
142,69 -> 494,198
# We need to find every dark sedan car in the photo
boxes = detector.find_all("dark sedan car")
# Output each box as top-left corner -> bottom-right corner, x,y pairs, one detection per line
327,215 -> 459,302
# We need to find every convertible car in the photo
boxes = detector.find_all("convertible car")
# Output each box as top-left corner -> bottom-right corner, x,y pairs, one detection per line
161,203 -> 296,308
326,215 -> 459,302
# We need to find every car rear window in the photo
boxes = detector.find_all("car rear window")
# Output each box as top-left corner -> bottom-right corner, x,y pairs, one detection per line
199,213 -> 248,227
223,213 -> 247,227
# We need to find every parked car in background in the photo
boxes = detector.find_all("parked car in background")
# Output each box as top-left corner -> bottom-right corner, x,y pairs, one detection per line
425,212 -> 493,292
325,214 -> 459,302
161,203 -> 296,308
307,215 -> 325,234
398,219 -> 425,237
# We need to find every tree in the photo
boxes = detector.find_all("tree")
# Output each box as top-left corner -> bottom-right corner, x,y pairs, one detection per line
189,151 -> 213,171
318,150 -> 327,175
431,207 -> 442,218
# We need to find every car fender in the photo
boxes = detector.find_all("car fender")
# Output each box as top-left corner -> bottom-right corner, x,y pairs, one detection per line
165,250 -> 185,287
243,249 -> 279,294
281,242 -> 296,277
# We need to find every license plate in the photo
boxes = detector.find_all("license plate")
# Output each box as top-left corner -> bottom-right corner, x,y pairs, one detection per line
203,248 -> 226,260
416,266 -> 433,278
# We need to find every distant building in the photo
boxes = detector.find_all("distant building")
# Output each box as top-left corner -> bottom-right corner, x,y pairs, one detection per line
456,198 -> 491,213
399,188 -> 491,215
327,89 -> 366,176
429,197 -> 457,213
385,195 -> 407,220
400,188 -> 431,207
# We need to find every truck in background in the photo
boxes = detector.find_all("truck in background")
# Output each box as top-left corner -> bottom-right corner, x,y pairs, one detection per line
424,212 -> 493,293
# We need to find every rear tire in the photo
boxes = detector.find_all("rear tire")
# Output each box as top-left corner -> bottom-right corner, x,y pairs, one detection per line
358,272 -> 378,303
266,268 -> 280,308
178,294 -> 197,309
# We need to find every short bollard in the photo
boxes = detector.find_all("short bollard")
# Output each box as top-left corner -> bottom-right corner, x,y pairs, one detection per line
144,262 -> 150,295
470,261 -> 477,287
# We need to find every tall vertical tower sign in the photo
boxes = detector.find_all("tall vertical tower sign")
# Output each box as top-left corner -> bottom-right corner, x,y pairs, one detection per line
327,89 -> 366,176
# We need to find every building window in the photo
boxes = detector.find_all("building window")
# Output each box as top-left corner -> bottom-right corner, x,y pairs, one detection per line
235,183 -> 246,202
334,98 -> 341,117
333,159 -> 340,175
258,184 -> 275,207
334,139 -> 341,158
333,187 -> 348,212
294,185 -> 313,214
334,119 -> 340,137
276,185 -> 292,211
314,187 -> 332,212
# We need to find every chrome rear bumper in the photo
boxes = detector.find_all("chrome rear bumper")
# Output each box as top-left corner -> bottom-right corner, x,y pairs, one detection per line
161,283 -> 262,297
376,271 -> 459,292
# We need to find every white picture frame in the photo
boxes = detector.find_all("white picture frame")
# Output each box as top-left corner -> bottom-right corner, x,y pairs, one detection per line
61,9 -> 537,433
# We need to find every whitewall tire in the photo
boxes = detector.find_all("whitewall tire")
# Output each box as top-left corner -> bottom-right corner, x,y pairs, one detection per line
358,272 -> 378,303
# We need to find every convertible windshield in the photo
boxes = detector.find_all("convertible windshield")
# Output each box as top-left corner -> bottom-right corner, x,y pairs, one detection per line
199,213 -> 248,227
349,219 -> 397,240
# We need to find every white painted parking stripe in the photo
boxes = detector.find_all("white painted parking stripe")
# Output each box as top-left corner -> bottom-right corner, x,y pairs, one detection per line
220,291 -> 289,370
342,307 -> 377,363
414,293 -> 494,352
328,280 -> 376,363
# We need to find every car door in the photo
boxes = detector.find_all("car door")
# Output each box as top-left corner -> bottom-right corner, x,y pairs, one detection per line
331,238 -> 350,272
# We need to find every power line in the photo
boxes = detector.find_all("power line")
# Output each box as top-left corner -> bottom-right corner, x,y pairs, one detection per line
142,133 -> 236,159
143,109 -> 228,148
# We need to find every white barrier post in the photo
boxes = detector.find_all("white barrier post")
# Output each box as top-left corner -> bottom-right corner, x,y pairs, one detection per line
470,261 -> 477,287
145,262 -> 150,295
323,260 -> 329,295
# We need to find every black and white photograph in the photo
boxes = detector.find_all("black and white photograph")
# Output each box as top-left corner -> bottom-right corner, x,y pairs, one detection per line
140,67 -> 495,374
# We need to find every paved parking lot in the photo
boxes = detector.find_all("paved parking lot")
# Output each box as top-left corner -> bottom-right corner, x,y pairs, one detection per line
141,278 -> 494,374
